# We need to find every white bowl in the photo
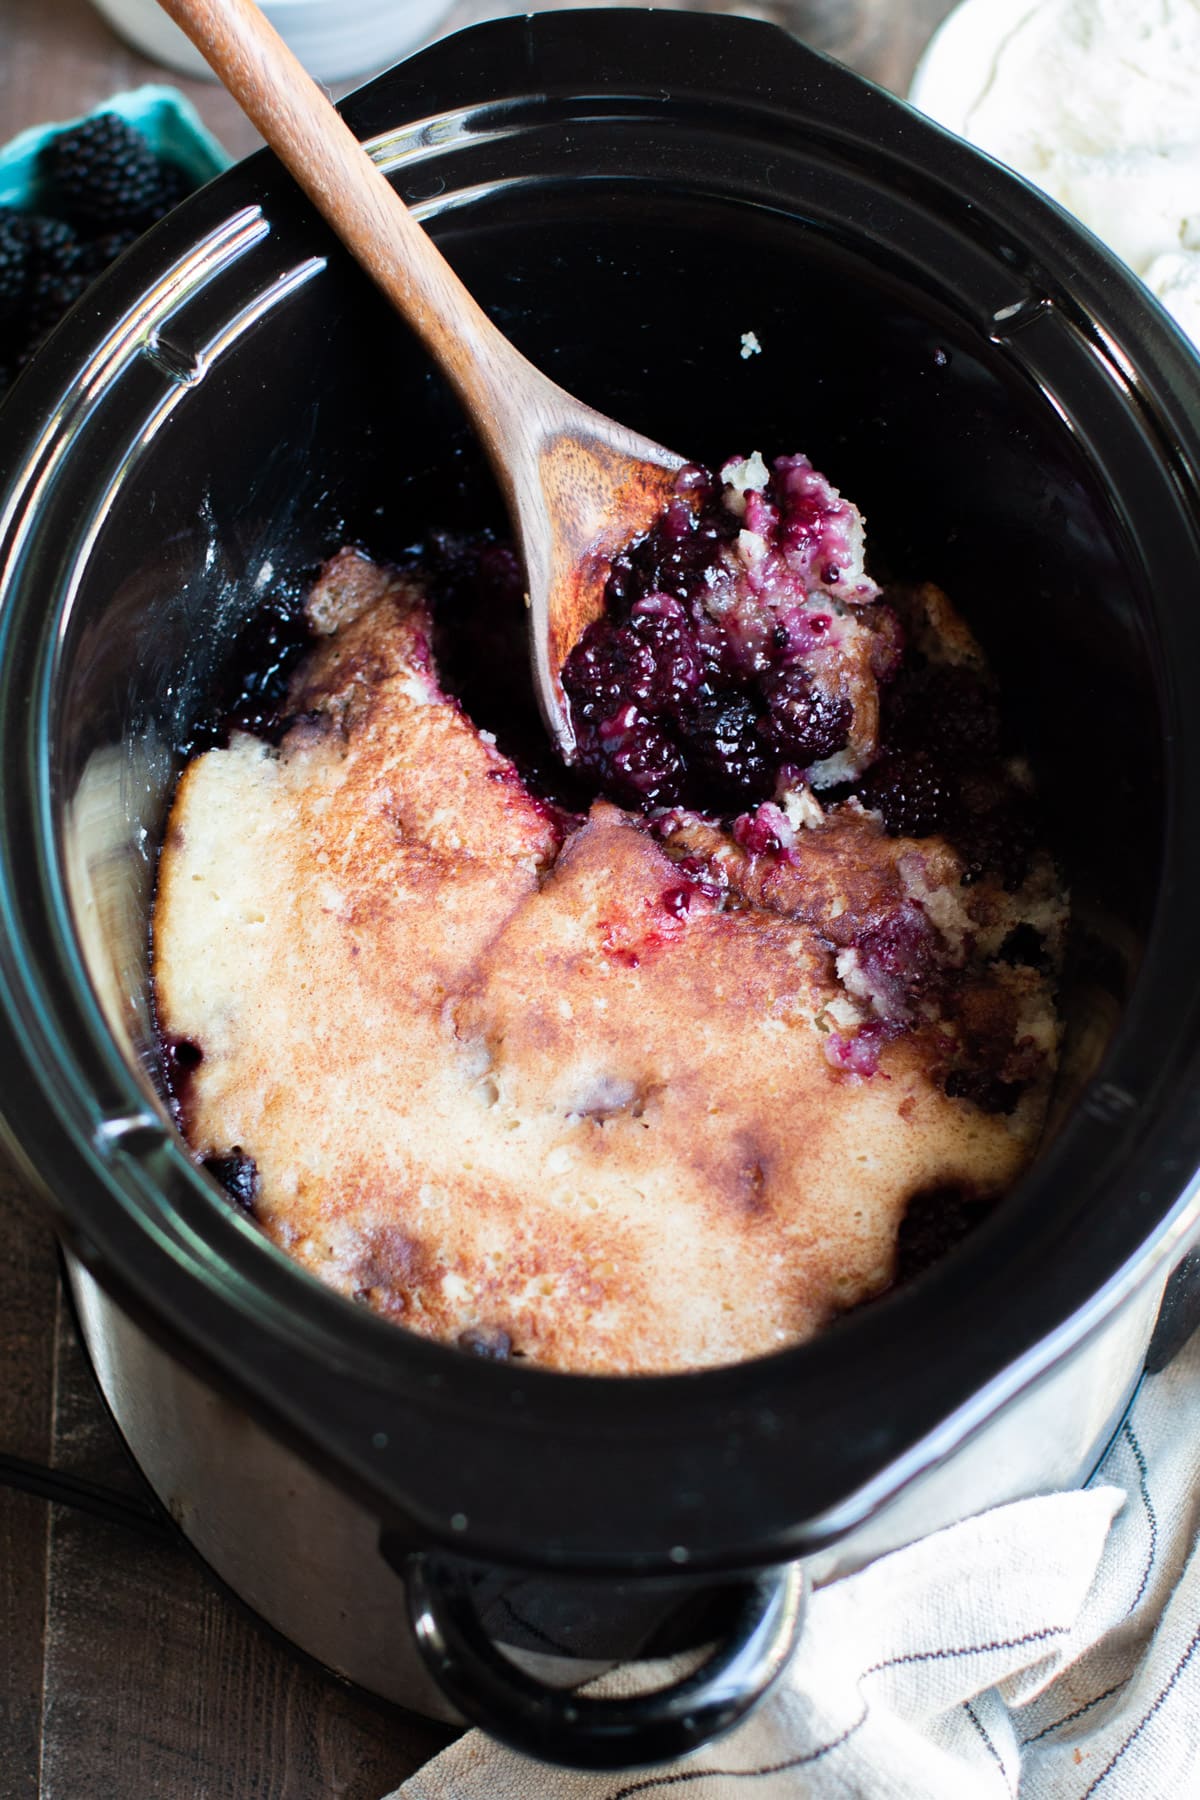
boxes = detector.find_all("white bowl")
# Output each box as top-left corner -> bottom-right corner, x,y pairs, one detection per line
91,0 -> 455,84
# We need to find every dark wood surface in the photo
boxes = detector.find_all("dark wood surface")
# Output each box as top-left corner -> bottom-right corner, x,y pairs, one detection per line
0,1 -> 956,1795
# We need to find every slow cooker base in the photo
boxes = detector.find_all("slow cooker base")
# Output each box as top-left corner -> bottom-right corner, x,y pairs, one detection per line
64,1254 -> 698,1719
65,1248 -> 1172,1700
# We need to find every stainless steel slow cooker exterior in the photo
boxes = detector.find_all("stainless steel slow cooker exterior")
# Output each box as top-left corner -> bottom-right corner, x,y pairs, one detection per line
4,10 -> 1200,1769
64,1255 -> 1170,1716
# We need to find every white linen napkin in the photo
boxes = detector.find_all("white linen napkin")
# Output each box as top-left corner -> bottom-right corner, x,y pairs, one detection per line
391,1325 -> 1200,1799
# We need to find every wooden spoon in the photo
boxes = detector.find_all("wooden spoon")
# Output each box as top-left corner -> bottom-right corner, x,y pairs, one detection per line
156,0 -> 686,758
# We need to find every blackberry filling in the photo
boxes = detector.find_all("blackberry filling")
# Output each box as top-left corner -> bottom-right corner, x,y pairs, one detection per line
562,450 -> 1042,898
894,1183 -> 993,1282
563,452 -> 884,810
858,750 -> 956,839
202,1149 -> 261,1215
43,113 -> 165,230
759,664 -> 852,764
161,1034 -> 203,1125
458,1326 -> 514,1360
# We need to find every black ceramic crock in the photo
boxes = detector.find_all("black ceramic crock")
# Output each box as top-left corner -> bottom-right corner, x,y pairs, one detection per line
3,8 -> 1200,1772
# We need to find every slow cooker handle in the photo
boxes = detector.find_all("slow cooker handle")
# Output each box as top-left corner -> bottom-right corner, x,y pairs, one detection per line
406,1553 -> 806,1770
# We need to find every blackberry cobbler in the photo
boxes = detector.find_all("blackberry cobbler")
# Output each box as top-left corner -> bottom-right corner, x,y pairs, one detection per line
153,454 -> 1065,1374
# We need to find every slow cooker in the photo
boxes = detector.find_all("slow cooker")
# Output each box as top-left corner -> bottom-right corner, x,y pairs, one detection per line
3,9 -> 1200,1772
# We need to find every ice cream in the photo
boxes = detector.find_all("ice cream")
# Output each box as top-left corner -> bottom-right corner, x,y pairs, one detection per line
909,0 -> 1200,349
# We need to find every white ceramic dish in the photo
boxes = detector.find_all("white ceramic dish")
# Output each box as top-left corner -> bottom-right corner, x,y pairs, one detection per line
90,0 -> 455,84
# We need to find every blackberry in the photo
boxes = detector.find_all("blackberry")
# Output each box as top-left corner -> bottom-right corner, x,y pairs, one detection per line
563,622 -> 660,723
25,264 -> 89,345
155,159 -> 197,215
458,1327 -> 513,1360
859,750 -> 956,838
0,207 -> 30,322
957,802 -> 1036,892
201,1149 -> 260,1215
683,693 -> 771,800
593,707 -> 685,806
607,499 -> 732,615
75,228 -> 141,277
1,131 -> 196,396
854,902 -> 941,1019
733,802 -> 792,857
628,598 -> 702,717
43,113 -> 163,229
20,212 -> 79,277
1,214 -> 83,366
944,1068 -> 1023,1115
895,1183 -> 990,1282
759,664 -> 851,764
563,600 -> 703,733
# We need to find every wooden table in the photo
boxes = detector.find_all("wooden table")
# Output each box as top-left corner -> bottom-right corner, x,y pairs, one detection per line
0,2 -> 955,1794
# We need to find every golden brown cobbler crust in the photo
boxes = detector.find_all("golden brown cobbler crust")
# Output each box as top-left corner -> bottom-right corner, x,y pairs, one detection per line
153,551 -> 1063,1373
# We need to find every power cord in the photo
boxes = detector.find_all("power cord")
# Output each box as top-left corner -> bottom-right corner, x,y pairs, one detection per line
0,1450 -> 176,1539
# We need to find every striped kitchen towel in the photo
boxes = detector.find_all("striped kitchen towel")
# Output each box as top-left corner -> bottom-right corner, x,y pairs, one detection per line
393,1325 -> 1200,1799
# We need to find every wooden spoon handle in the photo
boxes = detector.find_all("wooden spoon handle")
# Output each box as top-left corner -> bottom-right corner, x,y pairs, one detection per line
156,0 -> 528,444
